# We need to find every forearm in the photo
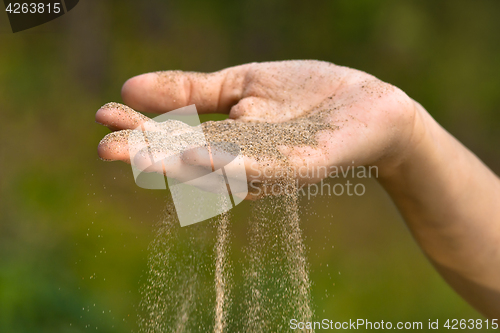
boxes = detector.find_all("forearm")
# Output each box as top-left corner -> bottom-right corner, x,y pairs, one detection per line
379,102 -> 500,318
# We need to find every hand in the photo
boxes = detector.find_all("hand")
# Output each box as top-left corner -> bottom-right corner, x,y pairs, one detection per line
96,60 -> 416,197
96,61 -> 500,317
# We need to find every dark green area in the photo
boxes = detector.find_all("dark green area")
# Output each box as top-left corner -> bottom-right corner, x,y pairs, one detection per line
1,0 -> 499,332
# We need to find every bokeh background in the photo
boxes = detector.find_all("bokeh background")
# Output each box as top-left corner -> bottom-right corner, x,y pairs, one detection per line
1,0 -> 500,332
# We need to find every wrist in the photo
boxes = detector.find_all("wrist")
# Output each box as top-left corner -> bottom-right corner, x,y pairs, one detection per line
377,100 -> 438,184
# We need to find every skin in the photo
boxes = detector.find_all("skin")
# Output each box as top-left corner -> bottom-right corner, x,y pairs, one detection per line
96,60 -> 500,319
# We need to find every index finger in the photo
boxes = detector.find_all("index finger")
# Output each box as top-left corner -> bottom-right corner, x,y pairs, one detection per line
121,64 -> 252,115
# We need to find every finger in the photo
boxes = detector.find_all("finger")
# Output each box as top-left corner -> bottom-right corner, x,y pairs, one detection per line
121,64 -> 252,114
97,129 -> 168,162
96,102 -> 159,131
98,130 -> 136,162
177,145 -> 252,199
132,148 -> 217,185
97,130 -> 216,187
181,144 -> 291,184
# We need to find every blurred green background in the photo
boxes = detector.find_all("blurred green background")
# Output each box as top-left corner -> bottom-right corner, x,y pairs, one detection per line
1,0 -> 500,332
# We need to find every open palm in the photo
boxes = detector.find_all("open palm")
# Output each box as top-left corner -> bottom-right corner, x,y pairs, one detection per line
97,60 -> 416,196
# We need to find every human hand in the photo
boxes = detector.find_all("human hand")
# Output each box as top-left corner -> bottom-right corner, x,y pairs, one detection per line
96,60 -> 417,197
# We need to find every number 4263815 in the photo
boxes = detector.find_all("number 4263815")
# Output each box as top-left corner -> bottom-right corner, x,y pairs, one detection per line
444,319 -> 498,330
5,3 -> 61,14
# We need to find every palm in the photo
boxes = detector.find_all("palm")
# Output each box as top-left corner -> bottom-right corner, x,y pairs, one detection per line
97,60 -> 415,188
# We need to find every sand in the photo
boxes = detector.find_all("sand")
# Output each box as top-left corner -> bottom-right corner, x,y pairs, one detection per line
101,102 -> 320,332
242,182 -> 312,332
213,198 -> 231,333
98,101 -> 335,170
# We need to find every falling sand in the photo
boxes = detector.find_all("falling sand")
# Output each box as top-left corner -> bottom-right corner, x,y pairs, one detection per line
243,185 -> 312,332
100,101 -> 337,332
138,186 -> 311,333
